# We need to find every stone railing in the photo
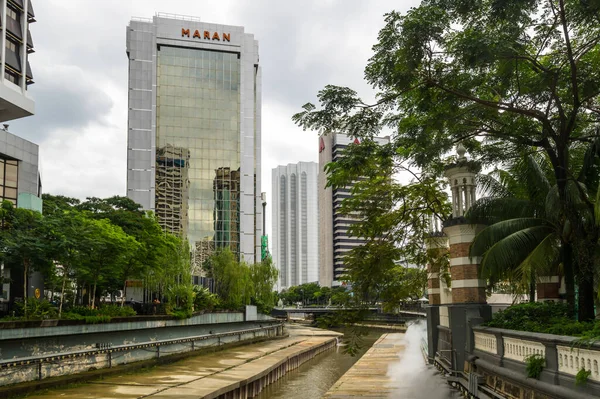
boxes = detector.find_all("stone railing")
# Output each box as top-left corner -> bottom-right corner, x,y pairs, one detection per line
557,345 -> 600,383
471,326 -> 600,398
473,331 -> 497,355
502,336 -> 546,363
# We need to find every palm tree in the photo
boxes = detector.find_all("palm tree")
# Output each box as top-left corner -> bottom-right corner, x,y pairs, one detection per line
468,155 -> 562,305
468,142 -> 600,321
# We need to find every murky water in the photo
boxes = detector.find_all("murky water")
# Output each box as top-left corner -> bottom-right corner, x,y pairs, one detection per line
256,322 -> 459,399
255,328 -> 381,399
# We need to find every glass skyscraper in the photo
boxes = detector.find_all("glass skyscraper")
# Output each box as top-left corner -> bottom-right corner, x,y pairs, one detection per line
126,14 -> 262,272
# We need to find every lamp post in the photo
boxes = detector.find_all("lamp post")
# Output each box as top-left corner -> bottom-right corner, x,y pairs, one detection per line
261,192 -> 267,237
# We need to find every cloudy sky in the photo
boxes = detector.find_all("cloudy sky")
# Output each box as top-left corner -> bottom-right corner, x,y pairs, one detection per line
10,0 -> 420,236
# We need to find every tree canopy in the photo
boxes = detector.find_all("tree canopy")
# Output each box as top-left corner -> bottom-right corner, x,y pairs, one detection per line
294,0 -> 600,320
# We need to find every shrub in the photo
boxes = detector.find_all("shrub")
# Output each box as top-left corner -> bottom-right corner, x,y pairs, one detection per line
576,368 -> 591,386
525,354 -> 545,379
484,302 -> 600,338
170,308 -> 193,319
193,286 -> 219,312
97,304 -> 136,317
14,299 -> 57,320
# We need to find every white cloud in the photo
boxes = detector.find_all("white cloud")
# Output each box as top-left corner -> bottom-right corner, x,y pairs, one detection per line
8,0 -> 421,238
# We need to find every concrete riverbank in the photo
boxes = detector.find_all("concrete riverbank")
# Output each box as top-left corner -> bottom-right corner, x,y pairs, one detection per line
20,326 -> 342,399
324,323 -> 459,399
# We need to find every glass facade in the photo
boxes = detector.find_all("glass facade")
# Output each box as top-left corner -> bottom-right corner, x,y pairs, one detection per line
156,45 -> 241,263
0,158 -> 18,205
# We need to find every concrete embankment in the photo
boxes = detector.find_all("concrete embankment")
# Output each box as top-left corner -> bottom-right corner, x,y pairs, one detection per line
20,326 -> 342,399
323,332 -> 406,398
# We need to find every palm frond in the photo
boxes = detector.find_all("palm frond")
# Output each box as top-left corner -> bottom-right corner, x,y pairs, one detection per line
470,218 -> 548,257
595,183 -> 600,226
476,173 -> 512,198
521,154 -> 552,207
467,197 -> 537,225
516,233 -> 561,287
478,226 -> 555,282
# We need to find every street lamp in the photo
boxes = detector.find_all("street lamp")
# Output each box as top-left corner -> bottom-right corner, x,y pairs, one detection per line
261,192 -> 267,237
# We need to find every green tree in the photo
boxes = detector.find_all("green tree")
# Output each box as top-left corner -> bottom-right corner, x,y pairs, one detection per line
79,218 -> 140,309
294,1 -> 600,320
0,201 -> 53,317
46,210 -> 96,317
210,248 -> 252,310
250,256 -> 278,313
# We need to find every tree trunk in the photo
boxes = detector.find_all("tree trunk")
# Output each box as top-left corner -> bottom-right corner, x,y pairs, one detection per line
91,280 -> 97,310
122,281 -> 127,307
58,269 -> 68,318
23,259 -> 29,318
578,277 -> 595,322
563,243 -> 576,318
529,274 -> 536,303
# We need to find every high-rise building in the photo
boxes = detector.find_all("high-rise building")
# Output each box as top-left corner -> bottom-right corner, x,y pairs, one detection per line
0,1 -> 38,312
0,0 -> 35,122
125,14 -> 262,269
318,133 -> 389,287
272,162 -> 318,290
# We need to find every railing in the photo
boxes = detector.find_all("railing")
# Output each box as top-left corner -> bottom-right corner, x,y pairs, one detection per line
557,345 -> 600,382
502,336 -> 545,362
473,331 -> 497,355
472,326 -> 600,396
0,323 -> 283,385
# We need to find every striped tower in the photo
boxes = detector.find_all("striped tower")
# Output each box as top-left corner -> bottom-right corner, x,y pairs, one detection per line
442,144 -> 486,304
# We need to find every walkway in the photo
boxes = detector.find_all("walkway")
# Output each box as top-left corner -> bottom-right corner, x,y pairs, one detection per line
324,329 -> 458,399
27,327 -> 342,399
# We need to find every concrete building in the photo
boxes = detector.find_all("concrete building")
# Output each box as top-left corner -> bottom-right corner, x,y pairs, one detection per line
125,14 -> 262,270
0,126 -> 42,308
271,162 -> 318,290
318,133 -> 389,287
0,0 -> 35,122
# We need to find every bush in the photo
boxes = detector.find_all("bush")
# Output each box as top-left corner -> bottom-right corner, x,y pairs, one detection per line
14,299 -> 57,320
525,354 -> 545,379
576,368 -> 591,386
61,312 -> 112,324
97,304 -> 136,317
170,308 -> 193,319
193,286 -> 219,312
485,302 -> 598,335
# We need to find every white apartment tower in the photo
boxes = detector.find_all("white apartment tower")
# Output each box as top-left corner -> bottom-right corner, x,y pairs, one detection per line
272,162 -> 318,290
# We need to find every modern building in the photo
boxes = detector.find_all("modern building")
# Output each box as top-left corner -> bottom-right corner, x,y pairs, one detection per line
125,14 -> 262,271
0,0 -> 35,122
0,125 -> 42,308
272,162 -> 318,290
318,133 -> 389,287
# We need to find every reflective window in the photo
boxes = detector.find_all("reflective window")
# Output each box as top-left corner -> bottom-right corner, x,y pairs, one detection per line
0,158 -> 18,205
156,46 -> 241,267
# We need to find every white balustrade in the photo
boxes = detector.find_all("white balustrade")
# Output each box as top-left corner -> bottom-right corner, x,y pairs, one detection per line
557,345 -> 600,382
440,306 -> 450,328
474,332 -> 497,355
503,337 -> 546,363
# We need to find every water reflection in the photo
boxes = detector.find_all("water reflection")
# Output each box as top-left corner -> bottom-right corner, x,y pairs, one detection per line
257,323 -> 458,399
255,329 -> 381,399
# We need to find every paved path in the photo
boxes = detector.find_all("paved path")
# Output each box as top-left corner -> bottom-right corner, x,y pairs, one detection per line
323,333 -> 406,398
29,327 -> 342,399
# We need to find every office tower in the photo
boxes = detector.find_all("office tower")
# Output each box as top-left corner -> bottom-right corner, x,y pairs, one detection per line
318,134 -> 390,287
125,14 -> 262,270
272,162 -> 318,290
0,0 -> 35,122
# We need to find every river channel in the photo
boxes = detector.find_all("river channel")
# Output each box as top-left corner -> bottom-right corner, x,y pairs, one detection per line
24,322 -> 458,398
257,321 -> 459,399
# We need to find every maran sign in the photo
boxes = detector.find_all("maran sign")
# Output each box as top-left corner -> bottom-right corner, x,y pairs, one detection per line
182,28 -> 231,42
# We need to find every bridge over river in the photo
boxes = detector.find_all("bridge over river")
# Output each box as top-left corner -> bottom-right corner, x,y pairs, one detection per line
21,323 -> 456,399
